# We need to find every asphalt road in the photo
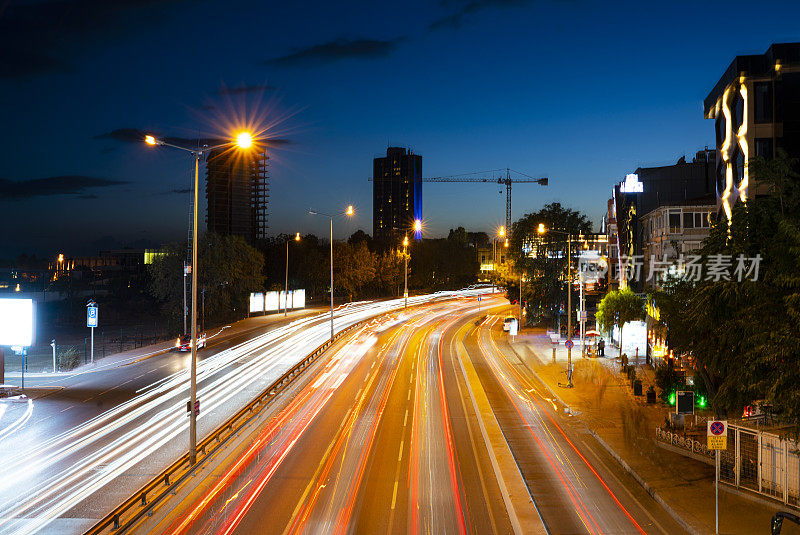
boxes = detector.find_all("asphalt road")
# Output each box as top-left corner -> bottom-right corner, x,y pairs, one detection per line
158,300 -> 684,535
0,291 -> 482,535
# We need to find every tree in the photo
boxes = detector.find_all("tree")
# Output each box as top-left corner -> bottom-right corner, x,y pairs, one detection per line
374,250 -> 404,296
509,203 -> 592,318
147,233 -> 264,327
333,241 -> 376,300
596,287 -> 643,360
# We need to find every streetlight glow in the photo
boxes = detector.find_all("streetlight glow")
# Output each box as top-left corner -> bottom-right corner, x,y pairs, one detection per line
537,223 -> 546,234
235,132 -> 253,148
499,226 -> 505,237
346,205 -> 354,216
144,135 -> 157,146
295,232 -> 301,241
413,219 -> 422,232
403,236 -> 409,247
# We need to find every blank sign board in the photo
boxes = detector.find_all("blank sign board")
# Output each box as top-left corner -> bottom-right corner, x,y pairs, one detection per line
0,298 -> 35,346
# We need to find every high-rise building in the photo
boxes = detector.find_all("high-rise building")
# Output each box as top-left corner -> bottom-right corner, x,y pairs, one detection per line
205,147 -> 269,243
704,42 -> 800,222
372,147 -> 422,245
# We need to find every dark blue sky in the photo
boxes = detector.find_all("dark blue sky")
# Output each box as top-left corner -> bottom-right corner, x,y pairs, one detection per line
2,0 -> 799,258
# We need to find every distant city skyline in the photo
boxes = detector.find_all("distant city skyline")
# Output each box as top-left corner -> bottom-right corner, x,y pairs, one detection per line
2,0 -> 800,257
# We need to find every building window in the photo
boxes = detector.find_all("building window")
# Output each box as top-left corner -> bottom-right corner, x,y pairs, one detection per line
754,82 -> 772,124
755,137 -> 773,159
684,212 -> 694,229
668,211 -> 681,234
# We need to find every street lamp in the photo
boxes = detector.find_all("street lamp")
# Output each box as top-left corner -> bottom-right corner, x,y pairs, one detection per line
284,233 -> 301,317
145,130 -> 255,465
403,219 -> 422,309
538,223 -> 574,387
309,205 -> 354,342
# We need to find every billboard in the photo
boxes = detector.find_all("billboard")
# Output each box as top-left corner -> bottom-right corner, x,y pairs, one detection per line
0,298 -> 35,347
250,290 -> 306,314
249,292 -> 264,313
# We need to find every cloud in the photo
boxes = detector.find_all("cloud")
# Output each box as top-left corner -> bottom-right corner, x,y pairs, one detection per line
215,83 -> 277,95
95,128 -> 291,147
429,0 -> 531,30
78,194 -> 99,199
0,176 -> 128,199
265,37 -> 403,67
0,0 -> 192,79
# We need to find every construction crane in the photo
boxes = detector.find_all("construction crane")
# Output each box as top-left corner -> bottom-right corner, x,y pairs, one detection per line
373,168 -> 547,233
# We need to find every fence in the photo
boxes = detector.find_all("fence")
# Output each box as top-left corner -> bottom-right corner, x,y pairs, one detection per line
14,323 -> 176,373
656,424 -> 800,508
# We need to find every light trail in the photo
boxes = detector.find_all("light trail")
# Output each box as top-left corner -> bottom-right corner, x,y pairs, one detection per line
0,289 -> 488,535
477,317 -> 646,535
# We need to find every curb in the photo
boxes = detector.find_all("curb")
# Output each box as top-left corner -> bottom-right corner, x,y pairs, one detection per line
509,338 -> 702,535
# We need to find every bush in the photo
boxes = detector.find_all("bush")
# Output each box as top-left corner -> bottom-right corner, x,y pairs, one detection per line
59,347 -> 81,371
654,359 -> 684,402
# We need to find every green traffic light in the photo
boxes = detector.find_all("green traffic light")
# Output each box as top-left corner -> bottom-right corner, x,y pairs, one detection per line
669,392 -> 675,406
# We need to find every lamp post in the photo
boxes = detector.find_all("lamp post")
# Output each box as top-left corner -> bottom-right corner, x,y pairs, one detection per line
403,219 -> 422,310
145,131 -> 254,465
309,205 -> 354,342
284,233 -> 301,317
538,223 -> 573,387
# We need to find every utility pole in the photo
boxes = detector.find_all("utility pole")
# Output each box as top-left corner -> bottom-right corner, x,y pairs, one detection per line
580,268 -> 585,357
183,262 -> 189,334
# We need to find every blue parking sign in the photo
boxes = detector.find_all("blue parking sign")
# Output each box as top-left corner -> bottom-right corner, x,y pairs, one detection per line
87,306 -> 98,328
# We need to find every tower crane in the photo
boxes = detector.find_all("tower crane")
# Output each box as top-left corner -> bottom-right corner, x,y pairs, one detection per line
372,168 -> 548,232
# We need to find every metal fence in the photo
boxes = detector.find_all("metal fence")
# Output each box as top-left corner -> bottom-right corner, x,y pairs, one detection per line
657,424 -> 800,508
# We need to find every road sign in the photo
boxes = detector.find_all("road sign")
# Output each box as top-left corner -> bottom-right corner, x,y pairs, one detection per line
87,305 -> 98,328
565,339 -> 574,350
187,400 -> 200,417
509,319 -> 518,336
707,420 -> 728,450
579,310 -> 587,321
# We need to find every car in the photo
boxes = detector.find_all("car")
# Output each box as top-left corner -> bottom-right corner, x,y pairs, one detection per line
176,332 -> 206,351
503,316 -> 517,332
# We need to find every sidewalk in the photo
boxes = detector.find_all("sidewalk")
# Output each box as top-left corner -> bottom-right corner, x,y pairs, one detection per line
508,328 -> 783,535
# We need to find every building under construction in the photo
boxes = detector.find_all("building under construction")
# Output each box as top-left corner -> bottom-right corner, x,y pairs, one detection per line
205,147 -> 269,243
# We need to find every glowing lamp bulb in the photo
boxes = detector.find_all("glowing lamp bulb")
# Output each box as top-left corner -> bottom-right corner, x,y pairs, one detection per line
537,223 -> 546,234
346,205 -> 354,216
403,236 -> 409,247
236,132 -> 253,148
144,135 -> 157,145
499,226 -> 505,237
413,219 -> 422,232
295,232 -> 301,241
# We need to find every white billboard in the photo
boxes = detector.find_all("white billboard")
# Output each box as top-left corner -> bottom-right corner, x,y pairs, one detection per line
0,298 -> 35,347
250,290 -> 306,314
249,293 -> 264,313
292,289 -> 305,309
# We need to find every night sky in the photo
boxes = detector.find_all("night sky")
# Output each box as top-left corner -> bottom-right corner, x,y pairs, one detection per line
2,0 -> 799,258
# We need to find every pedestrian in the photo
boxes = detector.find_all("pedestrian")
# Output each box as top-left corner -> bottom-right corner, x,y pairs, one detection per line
598,338 -> 605,357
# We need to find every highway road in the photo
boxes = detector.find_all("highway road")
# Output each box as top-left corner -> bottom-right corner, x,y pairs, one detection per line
0,291 -> 482,535
147,300 -> 684,535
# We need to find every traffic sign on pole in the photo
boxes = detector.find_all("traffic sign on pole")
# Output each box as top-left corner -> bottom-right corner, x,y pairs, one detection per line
565,339 -> 574,350
707,420 -> 728,450
86,305 -> 98,328
708,419 -> 727,534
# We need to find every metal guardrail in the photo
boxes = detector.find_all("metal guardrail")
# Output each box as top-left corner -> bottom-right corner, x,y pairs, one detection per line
85,319 -> 368,535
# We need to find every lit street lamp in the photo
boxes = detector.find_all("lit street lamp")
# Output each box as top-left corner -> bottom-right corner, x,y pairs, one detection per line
284,233 -> 301,317
309,206 -> 354,342
403,219 -> 422,309
538,223 -> 574,387
145,130 -> 254,465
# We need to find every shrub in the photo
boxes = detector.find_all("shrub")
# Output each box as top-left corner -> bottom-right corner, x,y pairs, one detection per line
60,347 -> 81,371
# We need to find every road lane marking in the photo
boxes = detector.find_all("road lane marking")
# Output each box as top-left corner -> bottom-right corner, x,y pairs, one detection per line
403,409 -> 409,427
391,480 -> 399,509
398,440 -> 404,462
